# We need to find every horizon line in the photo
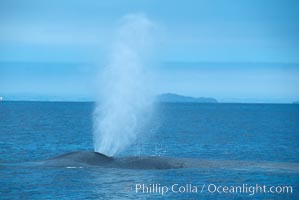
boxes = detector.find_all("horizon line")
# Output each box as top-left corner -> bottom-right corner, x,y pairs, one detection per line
1,99 -> 297,105
1,60 -> 299,65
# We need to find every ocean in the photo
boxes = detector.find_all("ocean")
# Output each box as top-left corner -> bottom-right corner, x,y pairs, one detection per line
0,101 -> 298,199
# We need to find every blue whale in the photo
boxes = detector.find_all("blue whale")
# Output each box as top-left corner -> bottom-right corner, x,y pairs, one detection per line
37,151 -> 185,169
33,151 -> 299,172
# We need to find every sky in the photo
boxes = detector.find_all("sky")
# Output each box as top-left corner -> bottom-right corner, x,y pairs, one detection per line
0,0 -> 299,103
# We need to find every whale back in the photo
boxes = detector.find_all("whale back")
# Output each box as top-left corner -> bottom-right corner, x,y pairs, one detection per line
34,151 -> 299,172
38,151 -> 185,169
40,151 -> 114,167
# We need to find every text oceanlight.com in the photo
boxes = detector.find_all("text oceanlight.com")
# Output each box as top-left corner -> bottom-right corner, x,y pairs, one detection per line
133,183 -> 293,196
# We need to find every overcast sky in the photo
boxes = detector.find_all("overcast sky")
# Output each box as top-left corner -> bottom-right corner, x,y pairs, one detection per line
0,0 -> 298,102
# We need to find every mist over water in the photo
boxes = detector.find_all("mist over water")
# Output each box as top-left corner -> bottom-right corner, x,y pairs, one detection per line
93,14 -> 155,156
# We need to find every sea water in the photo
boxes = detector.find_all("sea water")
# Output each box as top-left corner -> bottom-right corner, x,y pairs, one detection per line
0,101 -> 299,199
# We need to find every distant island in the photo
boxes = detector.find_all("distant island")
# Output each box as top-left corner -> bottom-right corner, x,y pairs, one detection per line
157,93 -> 218,103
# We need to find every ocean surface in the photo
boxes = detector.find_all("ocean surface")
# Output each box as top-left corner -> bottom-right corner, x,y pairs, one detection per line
0,101 -> 299,199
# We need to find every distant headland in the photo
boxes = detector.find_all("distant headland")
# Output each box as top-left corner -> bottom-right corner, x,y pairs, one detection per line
157,93 -> 218,103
